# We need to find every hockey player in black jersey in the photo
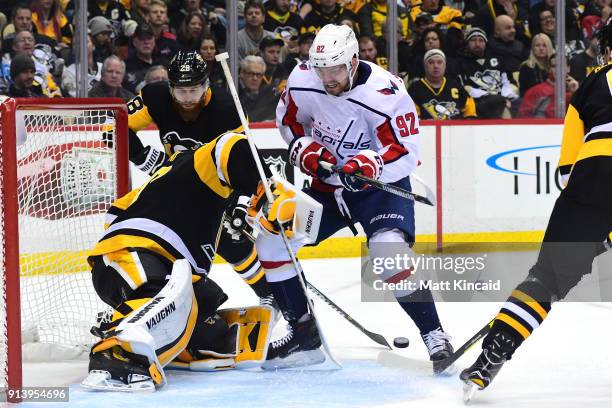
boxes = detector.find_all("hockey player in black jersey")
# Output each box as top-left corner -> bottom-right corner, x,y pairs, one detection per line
460,18 -> 612,402
126,51 -> 277,316
81,133 -> 290,392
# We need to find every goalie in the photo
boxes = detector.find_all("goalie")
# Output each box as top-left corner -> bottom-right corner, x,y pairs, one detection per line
82,132 -> 285,392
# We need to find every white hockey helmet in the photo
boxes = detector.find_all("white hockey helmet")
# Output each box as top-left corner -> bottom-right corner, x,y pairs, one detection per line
309,24 -> 359,91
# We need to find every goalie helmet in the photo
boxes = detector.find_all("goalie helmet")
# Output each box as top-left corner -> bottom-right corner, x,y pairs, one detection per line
309,24 -> 359,92
168,51 -> 209,87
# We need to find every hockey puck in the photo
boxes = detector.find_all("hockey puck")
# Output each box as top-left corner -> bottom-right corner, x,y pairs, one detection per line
393,337 -> 409,348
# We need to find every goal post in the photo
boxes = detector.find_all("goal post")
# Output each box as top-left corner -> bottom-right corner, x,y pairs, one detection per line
0,97 -> 129,401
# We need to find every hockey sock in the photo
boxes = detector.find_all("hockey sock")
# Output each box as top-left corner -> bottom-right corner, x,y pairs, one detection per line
485,280 -> 552,357
261,260 -> 308,322
397,288 -> 442,335
232,249 -> 267,296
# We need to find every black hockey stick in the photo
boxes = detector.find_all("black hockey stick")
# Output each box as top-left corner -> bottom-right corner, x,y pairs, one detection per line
433,319 -> 494,374
225,215 -> 392,349
319,162 -> 435,206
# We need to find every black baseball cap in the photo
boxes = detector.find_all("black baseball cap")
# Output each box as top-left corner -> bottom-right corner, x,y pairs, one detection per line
259,36 -> 284,51
415,12 -> 433,24
134,22 -> 155,38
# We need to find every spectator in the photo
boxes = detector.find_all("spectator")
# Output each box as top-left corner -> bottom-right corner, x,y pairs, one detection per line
338,14 -> 359,34
359,35 -> 380,65
238,55 -> 279,121
237,0 -> 274,59
198,35 -> 226,88
519,33 -> 554,96
458,27 -> 518,118
264,0 -> 303,34
2,4 -> 57,54
88,0 -> 132,39
408,27 -> 455,82
519,53 -> 578,118
131,0 -> 151,27
168,0 -> 208,32
136,64 -> 168,92
8,53 -> 45,97
124,22 -> 161,93
408,49 -> 476,119
487,15 -> 527,83
62,34 -> 102,97
31,0 -> 73,47
358,0 -> 409,41
530,6 -> 586,59
176,12 -> 209,51
373,18 -> 411,74
259,36 -> 288,94
569,30 -> 599,83
277,26 -> 300,62
282,31 -> 314,73
88,16 -> 116,65
412,12 -> 436,38
147,0 -> 177,63
2,30 -> 62,97
303,0 -> 358,33
409,0 -> 463,50
89,55 -> 135,100
473,0 -> 529,47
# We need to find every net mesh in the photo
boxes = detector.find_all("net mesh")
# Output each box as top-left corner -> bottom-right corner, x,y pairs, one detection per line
1,103 -> 122,375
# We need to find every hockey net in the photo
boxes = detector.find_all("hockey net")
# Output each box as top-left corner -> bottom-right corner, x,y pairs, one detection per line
0,97 -> 128,396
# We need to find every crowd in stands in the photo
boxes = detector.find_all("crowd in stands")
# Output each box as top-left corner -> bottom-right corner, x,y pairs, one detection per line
0,0 -> 609,120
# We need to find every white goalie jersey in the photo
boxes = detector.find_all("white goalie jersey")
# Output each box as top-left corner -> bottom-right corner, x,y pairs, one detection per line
276,60 -> 421,184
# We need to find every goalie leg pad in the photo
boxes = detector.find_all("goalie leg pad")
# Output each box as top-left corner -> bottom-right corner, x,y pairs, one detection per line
83,259 -> 198,391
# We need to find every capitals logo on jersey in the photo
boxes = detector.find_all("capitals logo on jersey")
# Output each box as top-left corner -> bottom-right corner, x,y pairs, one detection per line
377,80 -> 400,95
312,119 -> 370,159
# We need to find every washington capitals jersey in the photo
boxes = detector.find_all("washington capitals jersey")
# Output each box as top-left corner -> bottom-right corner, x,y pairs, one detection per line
127,82 -> 243,157
277,60 -> 420,185
89,133 -> 261,276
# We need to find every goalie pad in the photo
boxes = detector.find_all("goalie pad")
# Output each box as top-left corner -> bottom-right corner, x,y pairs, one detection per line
167,305 -> 273,371
82,259 -> 198,392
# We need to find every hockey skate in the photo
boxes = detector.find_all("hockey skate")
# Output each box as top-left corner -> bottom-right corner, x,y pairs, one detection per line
460,331 -> 515,403
81,345 -> 158,392
422,327 -> 454,374
261,315 -> 325,370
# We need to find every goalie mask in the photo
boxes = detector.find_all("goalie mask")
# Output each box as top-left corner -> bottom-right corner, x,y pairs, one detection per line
168,51 -> 210,106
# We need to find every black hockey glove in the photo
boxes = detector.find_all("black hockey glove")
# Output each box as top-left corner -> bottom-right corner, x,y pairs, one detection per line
132,145 -> 168,176
223,195 -> 251,242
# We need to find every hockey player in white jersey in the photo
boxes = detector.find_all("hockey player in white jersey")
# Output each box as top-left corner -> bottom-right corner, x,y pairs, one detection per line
255,24 -> 453,372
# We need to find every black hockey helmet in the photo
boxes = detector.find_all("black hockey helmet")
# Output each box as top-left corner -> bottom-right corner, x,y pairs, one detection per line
168,51 -> 209,87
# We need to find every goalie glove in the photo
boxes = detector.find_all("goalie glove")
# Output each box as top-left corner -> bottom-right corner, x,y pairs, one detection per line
288,136 -> 337,179
339,150 -> 384,192
247,181 -> 296,237
222,195 -> 250,242
132,145 -> 168,176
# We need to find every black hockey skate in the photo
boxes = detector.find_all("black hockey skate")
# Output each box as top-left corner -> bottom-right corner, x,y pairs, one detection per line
421,327 -> 454,374
460,331 -> 516,403
261,315 -> 325,370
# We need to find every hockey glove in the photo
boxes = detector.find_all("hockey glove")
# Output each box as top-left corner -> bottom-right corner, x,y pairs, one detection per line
223,195 -> 250,242
339,150 -> 384,192
288,136 -> 337,179
132,145 -> 168,176
247,181 -> 295,237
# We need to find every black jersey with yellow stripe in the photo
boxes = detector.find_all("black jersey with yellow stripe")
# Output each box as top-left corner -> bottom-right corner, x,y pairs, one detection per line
408,76 -> 476,119
89,133 -> 262,276
559,63 -> 612,175
127,82 -> 243,157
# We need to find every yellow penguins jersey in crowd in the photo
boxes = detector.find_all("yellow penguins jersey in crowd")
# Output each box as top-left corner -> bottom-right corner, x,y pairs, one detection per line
127,82 -> 243,156
88,133 -> 262,276
407,77 -> 477,119
360,2 -> 410,40
409,4 -> 463,32
559,63 -> 612,176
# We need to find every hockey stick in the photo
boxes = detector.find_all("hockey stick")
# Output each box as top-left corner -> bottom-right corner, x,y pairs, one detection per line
225,215 -> 392,350
216,52 -> 342,368
319,161 -> 435,206
433,319 -> 493,374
